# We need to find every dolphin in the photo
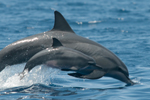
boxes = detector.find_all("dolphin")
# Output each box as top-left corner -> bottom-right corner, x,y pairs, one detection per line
20,38 -> 104,79
0,11 -> 134,85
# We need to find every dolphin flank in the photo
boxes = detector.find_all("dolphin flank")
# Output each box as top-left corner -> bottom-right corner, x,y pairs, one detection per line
0,11 -> 134,85
21,38 -> 104,79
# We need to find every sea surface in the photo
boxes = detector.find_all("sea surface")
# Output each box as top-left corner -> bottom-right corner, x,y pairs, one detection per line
0,0 -> 150,100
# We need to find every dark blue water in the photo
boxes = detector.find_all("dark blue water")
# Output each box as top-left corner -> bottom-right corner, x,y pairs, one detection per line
0,0 -> 150,99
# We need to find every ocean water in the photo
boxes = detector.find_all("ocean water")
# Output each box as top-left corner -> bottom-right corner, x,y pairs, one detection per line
0,0 -> 150,99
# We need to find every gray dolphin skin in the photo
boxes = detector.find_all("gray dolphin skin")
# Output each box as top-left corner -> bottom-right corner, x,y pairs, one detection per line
21,38 -> 104,79
0,11 -> 134,85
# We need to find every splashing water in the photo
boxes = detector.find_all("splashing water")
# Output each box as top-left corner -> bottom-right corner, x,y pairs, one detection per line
0,63 -> 140,90
0,63 -> 59,89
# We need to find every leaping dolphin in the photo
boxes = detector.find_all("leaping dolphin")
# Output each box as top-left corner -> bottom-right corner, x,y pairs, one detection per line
21,38 -> 104,79
0,11 -> 134,85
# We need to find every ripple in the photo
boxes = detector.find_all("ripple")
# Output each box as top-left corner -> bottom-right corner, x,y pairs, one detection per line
118,8 -> 131,13
67,2 -> 85,6
0,2 -> 6,8
88,20 -> 101,24
111,8 -> 131,13
75,20 -> 102,25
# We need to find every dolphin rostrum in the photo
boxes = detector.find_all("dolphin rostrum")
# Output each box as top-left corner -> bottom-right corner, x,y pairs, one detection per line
0,11 -> 134,85
20,38 -> 104,79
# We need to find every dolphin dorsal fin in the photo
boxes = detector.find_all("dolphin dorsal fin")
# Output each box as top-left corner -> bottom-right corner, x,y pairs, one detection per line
52,11 -> 75,34
52,38 -> 63,48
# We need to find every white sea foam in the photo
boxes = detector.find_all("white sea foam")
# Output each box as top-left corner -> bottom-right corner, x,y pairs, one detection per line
132,77 -> 141,85
88,20 -> 101,24
0,63 -> 59,89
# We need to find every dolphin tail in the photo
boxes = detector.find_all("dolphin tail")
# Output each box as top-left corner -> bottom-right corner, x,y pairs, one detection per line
68,69 -> 106,79
19,72 -> 25,80
19,69 -> 28,80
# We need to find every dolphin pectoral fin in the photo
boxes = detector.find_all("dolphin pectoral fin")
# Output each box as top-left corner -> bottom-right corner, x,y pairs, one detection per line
81,70 -> 106,79
95,64 -> 103,69
52,11 -> 75,33
105,70 -> 134,85
77,65 -> 102,75
88,61 -> 103,69
68,73 -> 82,78
68,70 -> 106,79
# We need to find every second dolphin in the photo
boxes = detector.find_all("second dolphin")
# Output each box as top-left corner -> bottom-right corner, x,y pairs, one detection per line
20,38 -> 105,79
